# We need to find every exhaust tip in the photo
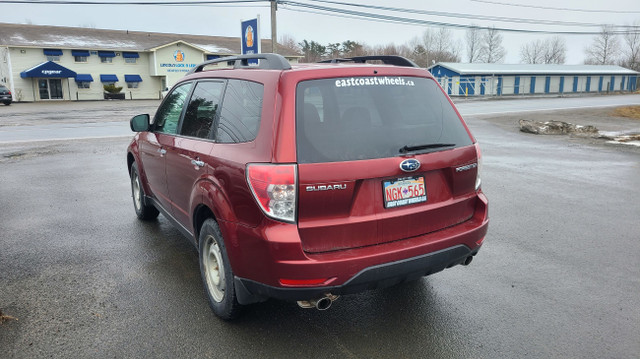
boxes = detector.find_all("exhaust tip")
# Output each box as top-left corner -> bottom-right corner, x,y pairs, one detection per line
462,256 -> 473,266
296,293 -> 340,311
315,297 -> 332,311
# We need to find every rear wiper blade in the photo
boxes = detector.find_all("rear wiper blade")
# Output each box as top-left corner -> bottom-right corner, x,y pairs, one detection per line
399,143 -> 456,154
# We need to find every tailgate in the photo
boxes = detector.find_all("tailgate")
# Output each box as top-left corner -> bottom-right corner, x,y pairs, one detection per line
297,146 -> 479,253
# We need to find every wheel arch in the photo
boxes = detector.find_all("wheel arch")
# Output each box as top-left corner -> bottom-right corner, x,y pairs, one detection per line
191,177 -> 238,243
193,204 -> 216,244
127,152 -> 135,175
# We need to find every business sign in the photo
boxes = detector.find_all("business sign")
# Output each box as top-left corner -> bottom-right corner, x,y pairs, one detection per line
174,50 -> 185,62
159,46 -> 197,73
241,17 -> 260,65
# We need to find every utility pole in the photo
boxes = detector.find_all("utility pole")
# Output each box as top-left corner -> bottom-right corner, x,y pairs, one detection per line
271,0 -> 277,54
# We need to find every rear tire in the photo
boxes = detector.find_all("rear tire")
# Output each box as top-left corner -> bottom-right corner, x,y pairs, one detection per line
130,162 -> 159,220
199,218 -> 241,320
3,102 -> 10,106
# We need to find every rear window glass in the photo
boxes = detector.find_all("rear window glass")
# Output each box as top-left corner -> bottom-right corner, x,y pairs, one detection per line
296,76 -> 472,163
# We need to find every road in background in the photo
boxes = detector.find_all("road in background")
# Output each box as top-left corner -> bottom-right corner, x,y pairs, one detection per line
456,93 -> 640,116
1,94 -> 639,143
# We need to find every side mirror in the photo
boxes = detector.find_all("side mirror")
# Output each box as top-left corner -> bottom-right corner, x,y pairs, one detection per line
130,114 -> 150,132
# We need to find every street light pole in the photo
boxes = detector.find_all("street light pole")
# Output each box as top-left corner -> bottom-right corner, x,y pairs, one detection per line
271,0 -> 277,54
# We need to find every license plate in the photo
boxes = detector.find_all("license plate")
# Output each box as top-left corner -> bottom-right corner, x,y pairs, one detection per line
383,176 -> 427,208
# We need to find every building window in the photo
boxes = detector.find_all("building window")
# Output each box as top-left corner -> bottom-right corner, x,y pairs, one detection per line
47,55 -> 61,62
101,57 -> 113,63
75,56 -> 88,63
124,57 -> 137,64
77,82 -> 91,89
124,75 -> 142,89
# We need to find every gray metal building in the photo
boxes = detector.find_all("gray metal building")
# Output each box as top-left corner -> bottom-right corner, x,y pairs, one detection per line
428,63 -> 638,97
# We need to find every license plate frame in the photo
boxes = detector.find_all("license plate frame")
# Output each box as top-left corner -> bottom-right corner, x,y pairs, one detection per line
382,176 -> 427,209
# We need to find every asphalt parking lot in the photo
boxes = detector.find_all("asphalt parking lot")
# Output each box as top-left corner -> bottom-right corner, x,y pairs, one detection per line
1,99 -> 639,358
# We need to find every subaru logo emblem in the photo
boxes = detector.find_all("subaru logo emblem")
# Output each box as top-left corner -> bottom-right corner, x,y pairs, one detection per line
400,159 -> 420,172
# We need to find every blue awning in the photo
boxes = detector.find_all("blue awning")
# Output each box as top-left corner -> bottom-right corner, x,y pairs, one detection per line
122,52 -> 139,58
20,61 -> 77,78
100,74 -> 119,82
76,74 -> 94,82
207,55 -> 220,60
124,74 -> 143,82
98,51 -> 116,58
72,50 -> 90,57
43,49 -> 63,56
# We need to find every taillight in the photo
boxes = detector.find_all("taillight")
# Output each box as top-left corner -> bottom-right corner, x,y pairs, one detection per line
474,142 -> 482,191
246,164 -> 297,223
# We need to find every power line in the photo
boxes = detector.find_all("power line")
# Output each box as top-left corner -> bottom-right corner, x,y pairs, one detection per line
281,1 -> 635,35
303,0 -> 632,29
3,0 -> 637,34
1,0 -> 263,4
469,0 -> 640,14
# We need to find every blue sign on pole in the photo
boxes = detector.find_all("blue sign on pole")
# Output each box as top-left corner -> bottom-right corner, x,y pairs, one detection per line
241,17 -> 260,65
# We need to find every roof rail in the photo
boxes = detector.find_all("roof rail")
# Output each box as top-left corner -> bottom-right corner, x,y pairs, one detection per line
187,53 -> 291,75
318,55 -> 419,68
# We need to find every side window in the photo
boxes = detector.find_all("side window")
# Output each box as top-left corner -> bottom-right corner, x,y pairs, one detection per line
215,80 -> 263,143
180,81 -> 225,139
154,82 -> 193,135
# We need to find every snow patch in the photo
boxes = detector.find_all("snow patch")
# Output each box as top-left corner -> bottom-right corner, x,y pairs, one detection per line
11,33 -> 140,49
192,43 -> 233,54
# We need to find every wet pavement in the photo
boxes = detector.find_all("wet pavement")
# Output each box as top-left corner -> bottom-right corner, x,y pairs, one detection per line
1,100 -> 639,358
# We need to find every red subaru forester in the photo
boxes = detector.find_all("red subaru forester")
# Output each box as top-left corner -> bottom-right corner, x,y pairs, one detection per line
127,54 -> 489,320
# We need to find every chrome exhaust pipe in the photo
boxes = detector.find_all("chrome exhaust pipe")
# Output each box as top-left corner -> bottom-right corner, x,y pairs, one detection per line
297,294 -> 339,310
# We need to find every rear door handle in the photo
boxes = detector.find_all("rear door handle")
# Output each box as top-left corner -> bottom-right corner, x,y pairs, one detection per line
191,159 -> 205,168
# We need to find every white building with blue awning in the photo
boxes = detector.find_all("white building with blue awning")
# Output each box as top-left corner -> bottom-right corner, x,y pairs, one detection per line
428,63 -> 638,97
20,61 -> 77,100
0,22 -> 301,102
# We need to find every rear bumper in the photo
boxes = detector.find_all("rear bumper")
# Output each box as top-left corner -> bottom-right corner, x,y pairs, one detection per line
224,191 -> 488,304
234,243 -> 480,303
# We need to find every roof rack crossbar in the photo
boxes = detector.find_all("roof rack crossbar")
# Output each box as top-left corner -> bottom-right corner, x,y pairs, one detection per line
188,53 -> 291,74
318,55 -> 418,68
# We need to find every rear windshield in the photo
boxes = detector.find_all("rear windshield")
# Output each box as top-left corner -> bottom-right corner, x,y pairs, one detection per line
296,76 -> 472,163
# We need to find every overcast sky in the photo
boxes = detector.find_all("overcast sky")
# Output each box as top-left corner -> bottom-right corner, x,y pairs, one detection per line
1,0 -> 639,64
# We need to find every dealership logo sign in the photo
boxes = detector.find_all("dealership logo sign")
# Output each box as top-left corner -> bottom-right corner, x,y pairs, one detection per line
245,25 -> 254,48
174,50 -> 185,62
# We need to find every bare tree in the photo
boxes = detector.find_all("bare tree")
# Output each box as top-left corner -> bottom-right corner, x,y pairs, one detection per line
406,28 -> 460,67
433,27 -> 461,63
465,25 -> 483,63
620,21 -> 640,71
278,34 -> 301,54
584,25 -> 620,65
520,39 -> 545,64
521,36 -> 566,64
480,27 -> 505,63
542,36 -> 566,64
367,43 -> 412,57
